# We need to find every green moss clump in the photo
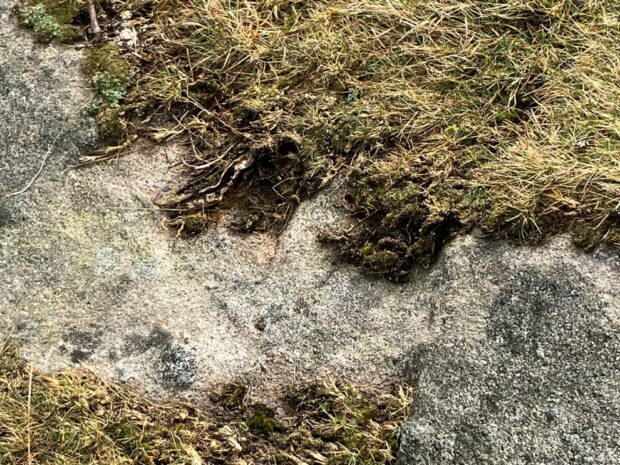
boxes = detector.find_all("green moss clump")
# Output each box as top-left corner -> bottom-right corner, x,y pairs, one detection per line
82,45 -> 133,145
95,106 -> 126,145
181,214 -> 210,235
37,0 -> 83,24
92,71 -> 130,106
166,213 -> 217,236
246,405 -> 279,436
83,99 -> 101,117
572,222 -> 620,251
18,4 -> 62,42
83,45 -> 132,107
18,0 -> 85,43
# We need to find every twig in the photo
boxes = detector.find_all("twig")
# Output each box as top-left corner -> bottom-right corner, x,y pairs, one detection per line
5,105 -> 84,198
5,130 -> 64,198
86,0 -> 102,40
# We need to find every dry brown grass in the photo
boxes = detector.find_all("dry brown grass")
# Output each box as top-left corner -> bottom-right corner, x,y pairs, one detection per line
0,343 -> 412,464
19,0 -> 620,279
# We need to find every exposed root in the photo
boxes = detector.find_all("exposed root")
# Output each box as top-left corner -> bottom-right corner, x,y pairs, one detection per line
78,135 -> 138,165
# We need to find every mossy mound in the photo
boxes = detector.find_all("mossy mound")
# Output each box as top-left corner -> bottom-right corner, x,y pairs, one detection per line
81,44 -> 133,144
17,0 -> 85,43
0,344 -> 411,464
83,44 -> 132,106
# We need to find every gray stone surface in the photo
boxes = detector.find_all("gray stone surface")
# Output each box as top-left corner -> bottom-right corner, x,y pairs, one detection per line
1,2 -> 619,462
398,264 -> 620,464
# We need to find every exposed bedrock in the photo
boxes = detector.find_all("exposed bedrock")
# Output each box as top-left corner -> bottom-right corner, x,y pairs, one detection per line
1,2 -> 618,463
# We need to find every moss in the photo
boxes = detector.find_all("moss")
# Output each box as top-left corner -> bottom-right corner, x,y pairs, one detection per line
166,213 -> 217,236
376,182 -> 423,218
82,45 -> 133,144
95,106 -> 126,145
106,421 -> 144,457
91,71 -> 128,106
182,214 -> 210,234
18,0 -> 85,43
216,383 -> 248,408
38,0 -> 83,24
286,382 -> 410,462
83,45 -> 132,107
572,221 -> 620,251
82,43 -> 135,146
83,99 -> 101,117
246,405 -> 279,436
18,4 -> 62,42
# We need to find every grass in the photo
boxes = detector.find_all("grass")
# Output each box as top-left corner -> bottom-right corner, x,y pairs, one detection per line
20,0 -> 620,279
0,343 -> 412,464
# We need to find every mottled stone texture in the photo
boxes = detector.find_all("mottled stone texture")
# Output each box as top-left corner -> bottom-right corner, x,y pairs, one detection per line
399,263 -> 620,464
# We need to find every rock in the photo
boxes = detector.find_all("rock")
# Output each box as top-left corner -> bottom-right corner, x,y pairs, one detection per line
159,343 -> 198,389
0,1 -> 619,461
0,199 -> 12,227
398,264 -> 620,464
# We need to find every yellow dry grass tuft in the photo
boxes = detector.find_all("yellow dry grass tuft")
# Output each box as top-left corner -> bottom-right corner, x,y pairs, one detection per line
0,343 -> 412,464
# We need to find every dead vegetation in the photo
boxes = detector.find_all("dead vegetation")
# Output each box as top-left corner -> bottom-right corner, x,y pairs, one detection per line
18,0 -> 620,279
0,343 -> 412,464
